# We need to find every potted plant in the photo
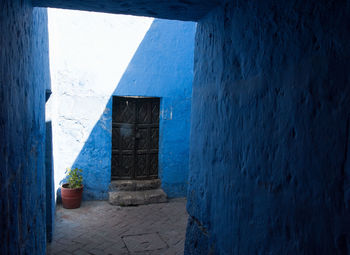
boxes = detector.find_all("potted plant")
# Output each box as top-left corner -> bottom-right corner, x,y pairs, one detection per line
61,167 -> 83,209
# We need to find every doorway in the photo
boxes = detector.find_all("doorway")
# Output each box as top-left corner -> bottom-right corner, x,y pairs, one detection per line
112,96 -> 160,180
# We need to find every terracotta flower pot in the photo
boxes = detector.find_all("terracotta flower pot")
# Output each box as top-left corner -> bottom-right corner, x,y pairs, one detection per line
61,184 -> 83,209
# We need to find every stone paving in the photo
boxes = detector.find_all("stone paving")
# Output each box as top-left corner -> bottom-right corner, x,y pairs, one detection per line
47,198 -> 188,255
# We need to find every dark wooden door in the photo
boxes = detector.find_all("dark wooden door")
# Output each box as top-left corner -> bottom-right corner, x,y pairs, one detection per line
111,96 -> 160,180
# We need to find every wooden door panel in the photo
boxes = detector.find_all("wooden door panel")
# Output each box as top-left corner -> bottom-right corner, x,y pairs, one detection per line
112,96 -> 159,180
136,128 -> 149,151
111,153 -> 134,179
149,153 -> 158,177
138,102 -> 151,124
151,102 -> 160,123
113,98 -> 136,123
135,153 -> 148,179
150,128 -> 159,149
112,125 -> 135,150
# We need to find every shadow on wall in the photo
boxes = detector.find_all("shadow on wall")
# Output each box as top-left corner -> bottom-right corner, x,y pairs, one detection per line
114,19 -> 195,197
65,19 -> 195,200
69,98 -> 112,200
45,119 -> 55,242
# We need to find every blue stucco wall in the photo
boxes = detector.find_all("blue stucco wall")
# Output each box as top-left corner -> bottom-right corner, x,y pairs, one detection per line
185,1 -> 350,254
3,0 -> 350,254
66,18 -> 195,199
0,1 -> 50,254
32,0 -> 219,21
48,11 -> 155,201
71,101 -> 113,200
114,19 -> 195,197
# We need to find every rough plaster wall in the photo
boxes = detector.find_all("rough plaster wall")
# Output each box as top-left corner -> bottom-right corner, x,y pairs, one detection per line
115,19 -> 195,197
50,9 -> 194,199
0,1 -> 50,254
49,9 -> 153,200
32,0 -> 219,21
186,0 -> 350,254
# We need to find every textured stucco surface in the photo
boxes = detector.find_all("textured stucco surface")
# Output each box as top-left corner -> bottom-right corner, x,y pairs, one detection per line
115,19 -> 195,197
4,0 -> 349,254
0,1 -> 50,254
185,1 -> 350,254
32,0 -> 219,21
49,10 -> 195,200
49,10 -> 154,200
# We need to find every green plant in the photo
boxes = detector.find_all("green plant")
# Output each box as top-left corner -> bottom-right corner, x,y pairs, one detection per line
65,167 -> 83,188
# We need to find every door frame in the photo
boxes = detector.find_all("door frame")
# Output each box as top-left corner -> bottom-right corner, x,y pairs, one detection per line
111,96 -> 161,180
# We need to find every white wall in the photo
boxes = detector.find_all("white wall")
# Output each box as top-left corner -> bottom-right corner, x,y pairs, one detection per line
48,8 -> 153,198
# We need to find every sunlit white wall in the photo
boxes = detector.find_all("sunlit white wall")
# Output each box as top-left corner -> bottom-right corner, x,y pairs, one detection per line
48,8 -> 153,199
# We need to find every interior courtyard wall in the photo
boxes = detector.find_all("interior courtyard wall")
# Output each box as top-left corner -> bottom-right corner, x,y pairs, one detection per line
49,10 -> 195,199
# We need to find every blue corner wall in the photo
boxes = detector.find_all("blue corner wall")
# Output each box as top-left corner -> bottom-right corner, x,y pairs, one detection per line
72,19 -> 195,199
0,1 -> 51,254
185,0 -> 350,254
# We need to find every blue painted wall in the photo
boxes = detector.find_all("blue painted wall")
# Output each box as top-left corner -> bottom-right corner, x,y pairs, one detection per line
114,19 -> 195,197
3,0 -> 350,254
32,0 -> 219,21
71,100 -> 113,200
48,11 -> 155,201
70,19 -> 195,199
185,0 -> 350,254
0,1 -> 51,254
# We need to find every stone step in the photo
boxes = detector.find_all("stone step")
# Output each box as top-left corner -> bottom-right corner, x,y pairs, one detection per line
109,179 -> 161,191
109,189 -> 167,206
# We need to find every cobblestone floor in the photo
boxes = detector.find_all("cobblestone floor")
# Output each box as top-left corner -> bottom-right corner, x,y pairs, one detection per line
47,198 -> 188,255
